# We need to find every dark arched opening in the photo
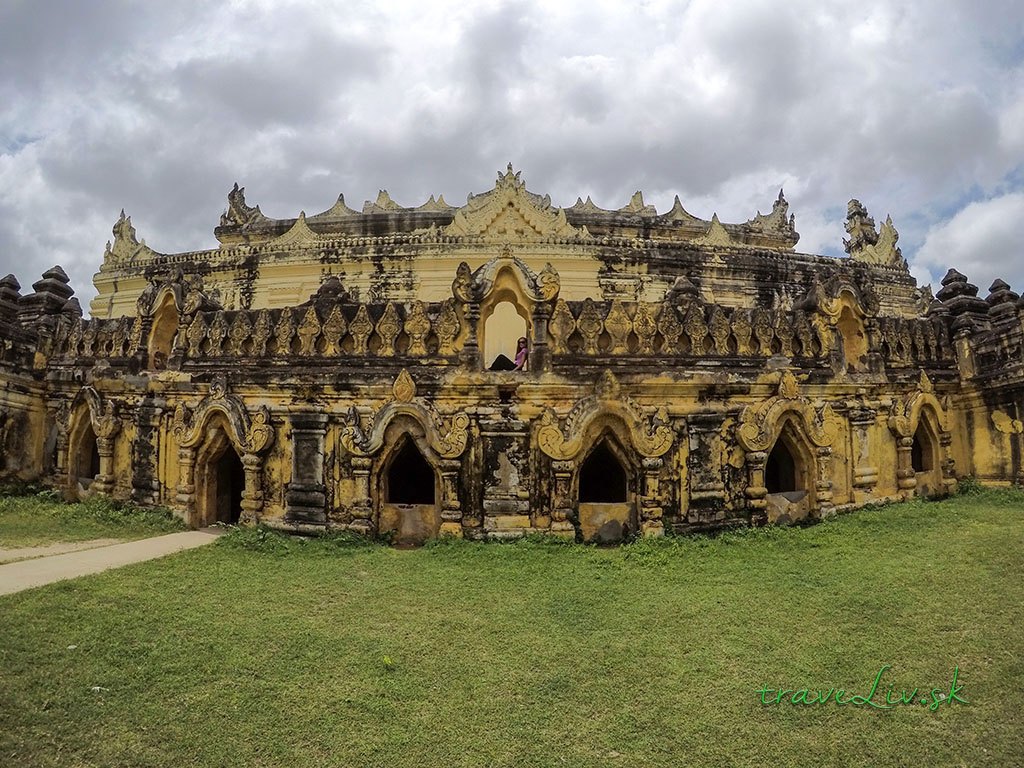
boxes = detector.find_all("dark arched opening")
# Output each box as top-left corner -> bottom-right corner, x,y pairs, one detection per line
78,422 -> 101,487
579,441 -> 628,503
386,439 -> 435,505
765,439 -> 797,493
911,423 -> 934,473
214,447 -> 245,524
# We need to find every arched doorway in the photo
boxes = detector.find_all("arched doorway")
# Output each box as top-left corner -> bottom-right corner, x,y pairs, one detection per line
377,432 -> 441,545
576,435 -> 635,543
194,423 -> 245,526
70,420 -> 101,499
764,419 -> 815,524
148,291 -> 179,370
911,415 -> 942,497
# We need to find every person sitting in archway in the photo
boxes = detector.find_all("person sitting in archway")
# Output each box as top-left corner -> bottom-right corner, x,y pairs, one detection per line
513,336 -> 528,371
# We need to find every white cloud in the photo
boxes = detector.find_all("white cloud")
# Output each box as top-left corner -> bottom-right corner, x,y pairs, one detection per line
912,192 -> 1024,296
0,0 -> 1021,313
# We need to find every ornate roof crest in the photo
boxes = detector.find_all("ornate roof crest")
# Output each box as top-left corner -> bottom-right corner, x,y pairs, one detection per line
220,183 -> 266,228
618,191 -> 657,216
746,189 -> 798,240
692,214 -> 734,247
445,164 -> 588,241
844,200 -> 905,268
363,190 -> 403,213
105,210 -> 154,263
270,212 -> 321,247
309,194 -> 359,219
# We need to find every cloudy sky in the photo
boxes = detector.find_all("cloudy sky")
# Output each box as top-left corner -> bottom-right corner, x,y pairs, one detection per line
1,0 -> 1022,312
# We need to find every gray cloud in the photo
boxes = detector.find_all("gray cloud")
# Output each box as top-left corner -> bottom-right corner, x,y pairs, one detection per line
1,0 -> 1022,312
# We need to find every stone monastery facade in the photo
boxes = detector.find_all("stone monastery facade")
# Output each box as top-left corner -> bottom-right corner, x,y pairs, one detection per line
1,166 -> 1022,543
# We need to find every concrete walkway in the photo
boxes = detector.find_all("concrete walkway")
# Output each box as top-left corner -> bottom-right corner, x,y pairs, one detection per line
0,538 -> 124,564
0,529 -> 223,597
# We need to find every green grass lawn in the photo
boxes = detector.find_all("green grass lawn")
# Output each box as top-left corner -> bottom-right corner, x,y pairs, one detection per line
1,489 -> 1022,767
0,489 -> 185,548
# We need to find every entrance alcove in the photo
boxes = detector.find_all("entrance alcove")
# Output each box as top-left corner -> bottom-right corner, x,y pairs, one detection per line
764,419 -> 814,524
576,434 -> 636,544
72,421 -> 102,498
195,420 -> 245,526
377,429 -> 441,545
148,291 -> 179,370
911,414 -> 942,497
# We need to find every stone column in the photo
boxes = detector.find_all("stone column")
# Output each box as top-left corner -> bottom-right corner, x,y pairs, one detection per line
815,446 -> 835,517
438,458 -> 463,537
54,429 -> 69,492
745,451 -> 768,522
640,456 -> 665,537
687,415 -> 726,522
459,301 -> 482,369
93,436 -> 116,495
530,301 -> 552,372
939,432 -> 957,494
240,452 -> 264,524
285,410 -> 328,524
131,402 -> 164,505
895,435 -> 916,497
176,445 -> 196,514
551,460 -> 575,537
348,456 -> 373,533
479,414 -> 532,538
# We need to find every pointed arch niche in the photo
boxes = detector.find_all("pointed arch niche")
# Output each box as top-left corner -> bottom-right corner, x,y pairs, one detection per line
451,255 -> 559,372
148,289 -> 179,370
834,291 -> 868,373
762,416 -> 818,523
64,388 -> 120,501
737,373 -> 840,524
194,414 -> 245,526
69,416 -> 101,499
480,265 -> 533,370
888,375 -> 956,498
573,423 -> 639,544
910,409 -> 943,496
374,416 -> 442,545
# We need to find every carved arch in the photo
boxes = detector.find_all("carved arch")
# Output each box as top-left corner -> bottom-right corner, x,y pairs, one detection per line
341,400 -> 469,460
737,372 -> 839,519
65,387 -> 121,498
452,253 -> 560,305
536,373 -> 673,461
172,384 -> 274,455
888,372 -> 956,496
737,373 -> 840,452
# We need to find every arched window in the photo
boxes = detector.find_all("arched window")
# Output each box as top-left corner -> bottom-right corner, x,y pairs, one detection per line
579,441 -> 628,503
484,300 -> 529,370
386,439 -> 435,505
148,293 -> 179,369
838,305 -> 868,373
765,438 -> 798,493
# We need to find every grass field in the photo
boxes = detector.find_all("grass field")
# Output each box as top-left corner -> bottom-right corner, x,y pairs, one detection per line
0,489 -> 185,548
1,488 -> 1022,767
